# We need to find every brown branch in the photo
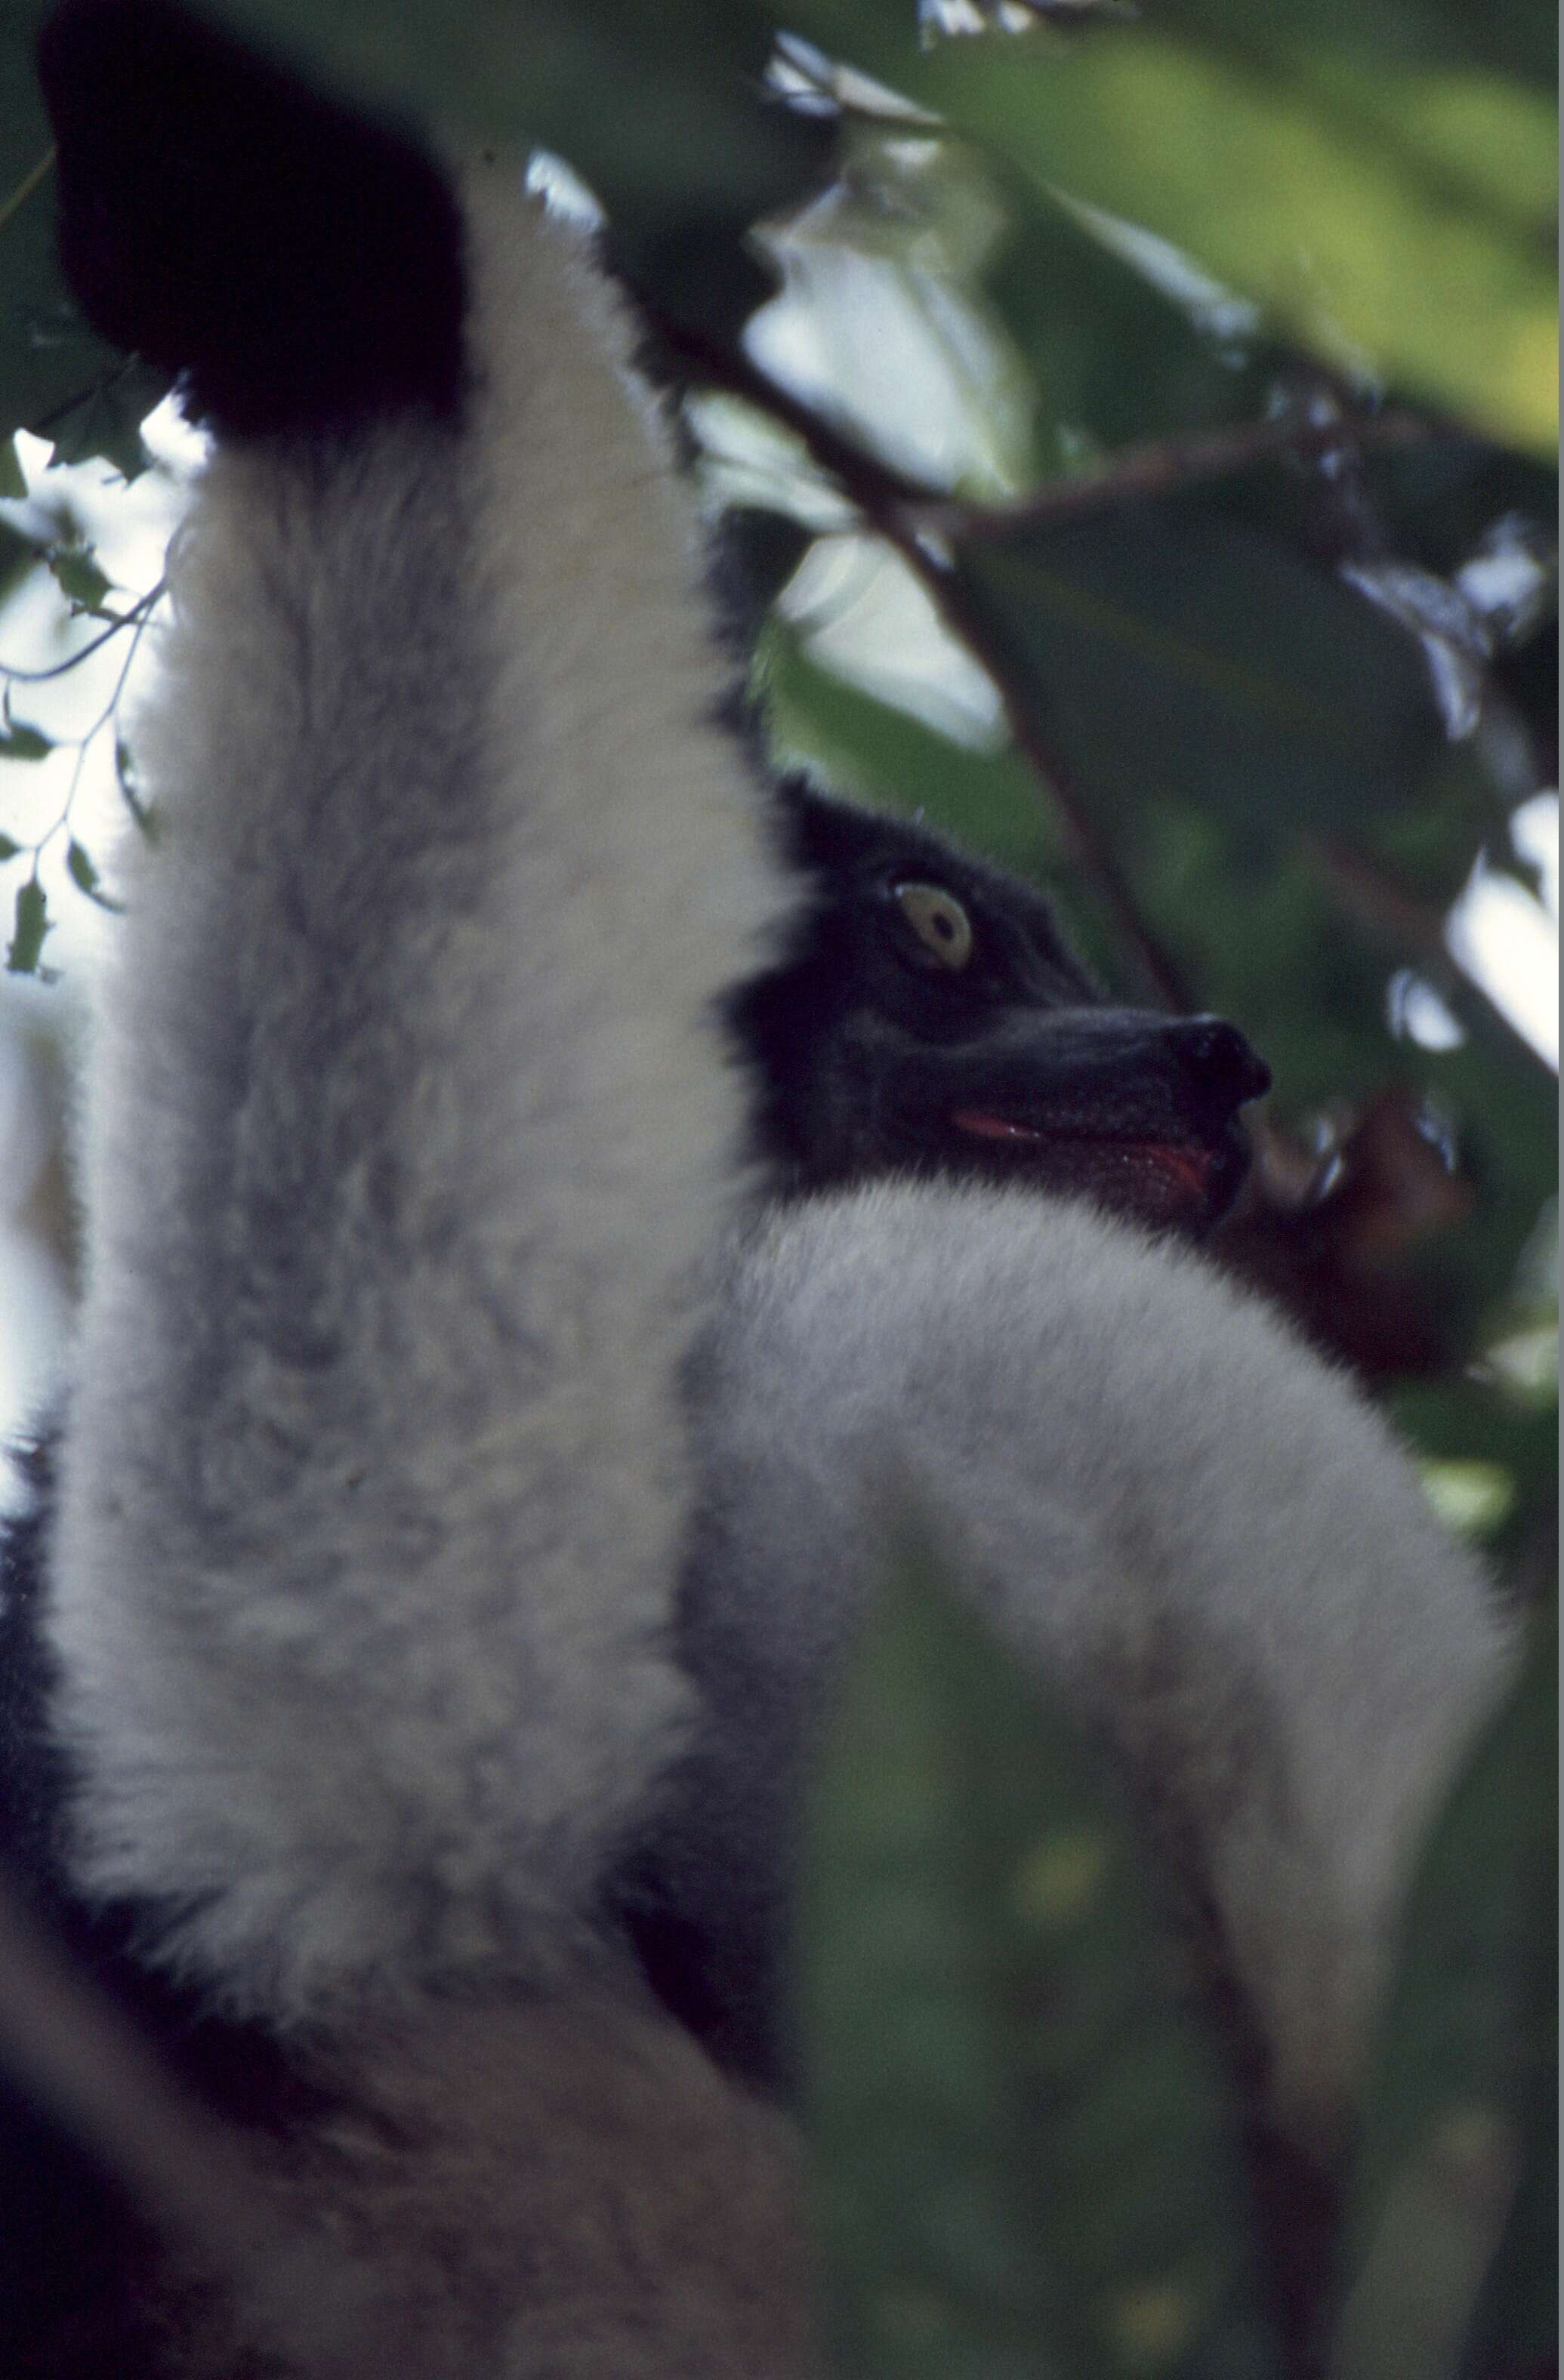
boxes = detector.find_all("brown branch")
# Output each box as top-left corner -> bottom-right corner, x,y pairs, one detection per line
654,314 -> 1195,1003
898,545 -> 1197,1007
657,310 -> 1442,1011
918,407 -> 1444,544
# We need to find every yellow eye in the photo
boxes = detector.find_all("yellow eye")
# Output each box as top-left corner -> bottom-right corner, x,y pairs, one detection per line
895,881 -> 973,971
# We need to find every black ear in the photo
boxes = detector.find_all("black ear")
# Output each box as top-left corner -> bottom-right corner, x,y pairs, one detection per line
37,0 -> 466,436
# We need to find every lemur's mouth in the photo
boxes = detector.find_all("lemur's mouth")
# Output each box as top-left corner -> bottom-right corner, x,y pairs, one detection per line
949,1109 -> 1229,1225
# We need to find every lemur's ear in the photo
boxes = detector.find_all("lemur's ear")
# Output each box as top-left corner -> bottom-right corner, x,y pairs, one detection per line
38,0 -> 466,435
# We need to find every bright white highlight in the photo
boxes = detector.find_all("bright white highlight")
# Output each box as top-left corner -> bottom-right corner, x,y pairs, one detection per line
779,532 -> 1005,748
1447,793 -> 1559,1070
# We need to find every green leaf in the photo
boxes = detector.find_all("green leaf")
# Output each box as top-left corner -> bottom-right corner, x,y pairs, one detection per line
50,547 -> 113,612
0,513 -> 32,606
5,874 -> 49,973
1168,0 -> 1556,95
0,834 -> 20,860
65,835 -> 122,910
43,363 -> 161,478
0,714 -> 51,760
952,503 -> 1445,845
982,175 -> 1279,470
0,433 -> 23,498
802,1542 -> 1279,2380
1337,1611 -> 1558,2380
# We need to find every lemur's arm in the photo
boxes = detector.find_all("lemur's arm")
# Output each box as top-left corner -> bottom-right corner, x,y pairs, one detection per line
39,0 -> 783,2022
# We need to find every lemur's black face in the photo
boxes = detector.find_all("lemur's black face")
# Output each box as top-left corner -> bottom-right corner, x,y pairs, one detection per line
733,785 -> 1269,1233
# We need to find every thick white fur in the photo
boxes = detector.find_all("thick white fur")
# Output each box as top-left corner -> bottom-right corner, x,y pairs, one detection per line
49,168 -> 785,2018
680,1186 -> 1512,2141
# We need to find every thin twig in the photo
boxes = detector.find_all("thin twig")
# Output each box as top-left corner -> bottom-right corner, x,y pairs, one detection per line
0,579 -> 165,683
0,146 -> 55,239
654,314 -> 1202,1003
919,407 -> 1443,543
905,556 -> 1195,1007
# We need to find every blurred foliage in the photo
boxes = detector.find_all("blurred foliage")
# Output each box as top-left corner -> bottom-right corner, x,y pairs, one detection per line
804,1546 -> 1279,2379
1339,1606 -> 1557,2380
807,1554 -> 1557,2380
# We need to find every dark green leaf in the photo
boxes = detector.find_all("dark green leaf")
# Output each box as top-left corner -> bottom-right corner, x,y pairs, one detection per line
0,714 -> 51,760
982,176 -> 1279,471
51,548 -> 113,612
65,836 -> 122,909
953,504 -> 1445,845
5,874 -> 50,973
0,515 -> 32,606
761,622 -> 1068,888
42,362 -> 162,478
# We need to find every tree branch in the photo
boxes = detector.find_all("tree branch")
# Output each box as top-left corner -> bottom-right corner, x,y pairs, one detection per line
657,309 -> 1444,1011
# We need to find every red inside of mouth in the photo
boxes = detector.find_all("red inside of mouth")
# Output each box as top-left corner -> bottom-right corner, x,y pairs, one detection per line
949,1111 -> 1216,1201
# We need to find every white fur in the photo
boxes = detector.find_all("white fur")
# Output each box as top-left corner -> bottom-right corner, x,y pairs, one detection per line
49,171 -> 785,2019
678,1185 -> 1512,2140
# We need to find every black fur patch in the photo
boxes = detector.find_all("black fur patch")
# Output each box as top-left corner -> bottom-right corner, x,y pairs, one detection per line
728,782 -> 1266,1221
39,0 -> 466,436
0,1438 -> 322,2372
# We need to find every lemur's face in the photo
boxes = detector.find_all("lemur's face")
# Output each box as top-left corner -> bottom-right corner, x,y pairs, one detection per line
734,790 -> 1269,1232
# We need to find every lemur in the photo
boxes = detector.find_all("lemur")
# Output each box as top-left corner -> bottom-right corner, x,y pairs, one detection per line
0,5 -> 1509,2372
